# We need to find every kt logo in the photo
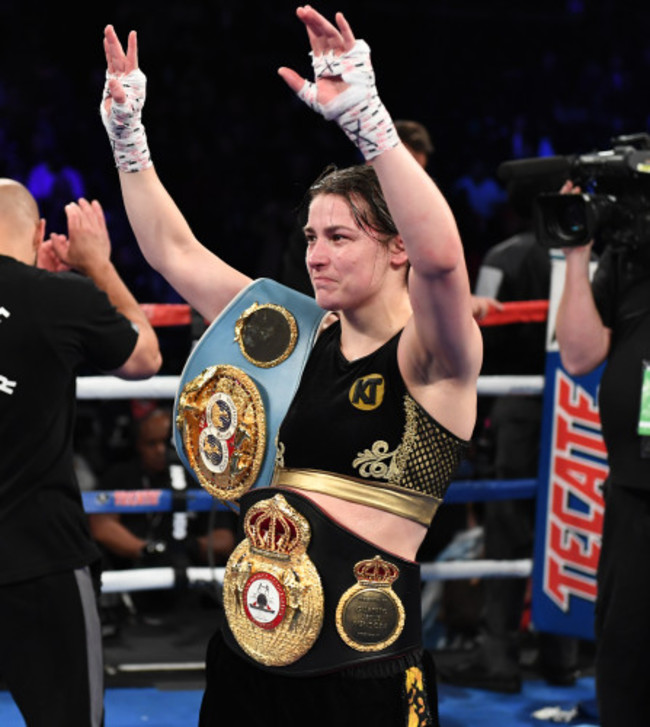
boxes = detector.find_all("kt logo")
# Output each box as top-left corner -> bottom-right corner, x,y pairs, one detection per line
349,374 -> 385,411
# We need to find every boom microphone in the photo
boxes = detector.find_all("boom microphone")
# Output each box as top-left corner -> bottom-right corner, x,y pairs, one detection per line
497,155 -> 575,182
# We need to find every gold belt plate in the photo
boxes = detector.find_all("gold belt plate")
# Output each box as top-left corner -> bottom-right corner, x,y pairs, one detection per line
223,494 -> 324,666
336,555 -> 405,652
176,364 -> 266,500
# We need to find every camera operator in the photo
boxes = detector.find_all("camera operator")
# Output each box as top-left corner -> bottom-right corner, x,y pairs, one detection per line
556,176 -> 650,726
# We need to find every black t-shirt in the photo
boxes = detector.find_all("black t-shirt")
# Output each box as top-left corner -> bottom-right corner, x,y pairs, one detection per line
592,245 -> 650,489
0,255 -> 138,584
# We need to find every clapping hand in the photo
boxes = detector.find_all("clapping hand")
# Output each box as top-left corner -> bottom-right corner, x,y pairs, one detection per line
47,199 -> 113,276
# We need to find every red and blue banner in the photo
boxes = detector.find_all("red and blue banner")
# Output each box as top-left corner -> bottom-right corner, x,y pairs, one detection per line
531,254 -> 607,640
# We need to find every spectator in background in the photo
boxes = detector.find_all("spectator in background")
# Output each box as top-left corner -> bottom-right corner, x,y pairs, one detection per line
450,159 -> 509,283
453,160 -> 507,223
89,406 -> 237,623
394,118 -> 435,170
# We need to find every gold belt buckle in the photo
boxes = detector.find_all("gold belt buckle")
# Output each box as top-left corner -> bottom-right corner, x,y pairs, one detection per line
223,495 -> 324,666
336,555 -> 406,652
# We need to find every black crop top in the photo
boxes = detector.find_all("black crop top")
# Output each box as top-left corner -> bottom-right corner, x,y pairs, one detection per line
275,322 -> 467,524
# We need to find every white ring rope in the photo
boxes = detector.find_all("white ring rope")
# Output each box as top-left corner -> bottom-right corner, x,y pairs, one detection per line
420,559 -> 532,581
100,560 -> 533,594
102,567 -> 179,593
77,374 -> 545,399
476,375 -> 544,397
76,375 -> 180,399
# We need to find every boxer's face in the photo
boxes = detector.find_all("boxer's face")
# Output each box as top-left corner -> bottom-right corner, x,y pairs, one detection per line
304,193 -> 393,313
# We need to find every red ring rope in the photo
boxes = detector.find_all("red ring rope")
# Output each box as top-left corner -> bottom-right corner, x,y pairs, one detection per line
478,300 -> 549,327
140,300 -> 550,328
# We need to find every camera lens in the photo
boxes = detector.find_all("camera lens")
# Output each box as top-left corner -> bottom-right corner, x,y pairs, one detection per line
555,197 -> 586,237
534,192 -> 599,248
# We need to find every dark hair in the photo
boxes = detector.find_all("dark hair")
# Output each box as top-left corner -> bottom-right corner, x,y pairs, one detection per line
394,119 -> 434,156
131,406 -> 172,444
307,164 -> 398,245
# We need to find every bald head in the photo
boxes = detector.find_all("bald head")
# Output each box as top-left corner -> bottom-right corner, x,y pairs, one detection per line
0,179 -> 40,231
0,179 -> 43,264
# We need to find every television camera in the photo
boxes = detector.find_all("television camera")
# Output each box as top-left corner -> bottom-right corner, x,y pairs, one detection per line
498,133 -> 650,249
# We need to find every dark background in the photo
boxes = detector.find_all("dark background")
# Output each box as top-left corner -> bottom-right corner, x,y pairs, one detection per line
1,0 -> 648,371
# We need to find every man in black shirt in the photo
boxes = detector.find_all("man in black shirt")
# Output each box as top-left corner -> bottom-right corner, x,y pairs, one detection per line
0,180 -> 161,727
557,190 -> 650,726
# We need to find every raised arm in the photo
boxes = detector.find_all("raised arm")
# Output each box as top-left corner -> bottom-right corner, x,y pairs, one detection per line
101,25 -> 251,321
554,181 -> 611,375
278,8 -> 482,387
556,243 -> 611,375
372,146 -> 482,385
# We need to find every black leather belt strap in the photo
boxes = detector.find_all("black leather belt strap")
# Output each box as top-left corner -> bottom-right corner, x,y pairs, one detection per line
222,487 -> 422,676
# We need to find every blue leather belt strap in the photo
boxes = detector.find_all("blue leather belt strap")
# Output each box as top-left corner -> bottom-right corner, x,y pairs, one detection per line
173,278 -> 326,496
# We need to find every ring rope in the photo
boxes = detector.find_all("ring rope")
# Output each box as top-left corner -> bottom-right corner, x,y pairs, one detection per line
99,559 -> 533,595
139,300 -> 548,328
76,374 -> 545,399
83,478 -> 537,515
478,300 -> 548,327
140,303 -> 193,327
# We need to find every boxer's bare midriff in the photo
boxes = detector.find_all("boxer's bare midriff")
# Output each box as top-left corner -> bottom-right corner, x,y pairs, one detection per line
280,487 -> 427,561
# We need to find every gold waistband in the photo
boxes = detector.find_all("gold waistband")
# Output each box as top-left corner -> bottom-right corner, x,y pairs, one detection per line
272,467 -> 441,527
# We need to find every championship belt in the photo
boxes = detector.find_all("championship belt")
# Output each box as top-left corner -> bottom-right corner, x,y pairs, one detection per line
174,279 -> 326,501
223,493 -> 324,666
222,488 -> 423,676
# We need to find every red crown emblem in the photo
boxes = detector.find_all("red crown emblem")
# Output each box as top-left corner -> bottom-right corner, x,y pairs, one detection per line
353,556 -> 400,586
244,495 -> 311,559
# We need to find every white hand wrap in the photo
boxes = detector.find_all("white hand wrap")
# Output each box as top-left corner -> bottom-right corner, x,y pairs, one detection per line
100,69 -> 152,173
297,40 -> 399,160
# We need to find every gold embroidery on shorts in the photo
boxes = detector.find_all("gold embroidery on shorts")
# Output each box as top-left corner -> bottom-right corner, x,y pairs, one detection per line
406,666 -> 433,726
